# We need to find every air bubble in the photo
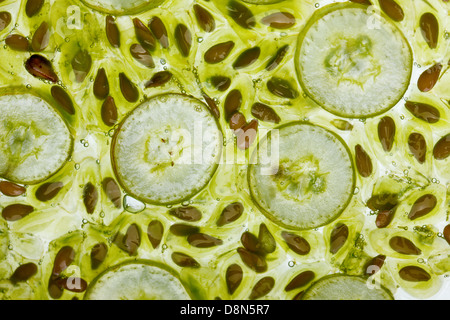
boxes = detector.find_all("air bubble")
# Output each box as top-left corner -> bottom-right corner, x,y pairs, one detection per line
288,261 -> 295,267
100,211 -> 105,218
353,187 -> 359,195
181,200 -> 190,206
197,37 -> 204,43
315,3 -> 320,8
160,59 -> 166,65
74,163 -> 80,170
64,37 -> 70,42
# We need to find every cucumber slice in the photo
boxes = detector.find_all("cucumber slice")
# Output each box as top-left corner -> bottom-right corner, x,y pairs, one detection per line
295,3 -> 412,118
248,122 -> 355,230
241,0 -> 285,4
111,94 -> 222,205
301,274 -> 394,300
80,0 -> 165,15
84,261 -> 191,300
0,93 -> 72,184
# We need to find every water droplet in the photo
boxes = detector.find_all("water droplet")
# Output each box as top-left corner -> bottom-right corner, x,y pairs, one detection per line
160,59 -> 166,65
64,37 -> 70,42
123,195 -> 146,214
96,159 -> 100,164
100,211 -> 105,218
315,3 -> 320,8
431,178 -> 438,183
353,187 -> 360,195
74,163 -> 80,170
288,260 -> 295,267
197,37 -> 204,43
26,84 -> 32,89
417,258 -> 425,264
181,200 -> 189,206
280,32 -> 287,37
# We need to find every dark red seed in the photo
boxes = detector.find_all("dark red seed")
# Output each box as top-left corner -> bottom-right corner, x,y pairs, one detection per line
443,224 -> 450,245
52,246 -> 75,277
232,47 -> 260,69
417,63 -> 442,92
216,202 -> 244,226
204,41 -> 235,64
408,194 -> 437,220
267,77 -> 298,99
405,101 -> 440,123
389,236 -> 421,255
133,18 -> 156,52
0,11 -> 11,32
399,266 -> 431,282
101,96 -> 118,127
366,193 -> 398,211
35,181 -> 64,202
90,242 -> 108,270
48,279 -> 63,299
5,34 -> 30,51
51,86 -> 75,115
121,223 -> 141,256
210,76 -> 231,91
408,132 -> 426,164
224,89 -> 242,120
261,12 -> 295,29
0,181 -> 26,197
227,0 -> 255,29
281,231 -> 310,255
420,13 -> 439,49
355,144 -> 373,178
145,70 -> 172,88
147,220 -> 164,249
251,102 -> 281,124
237,247 -> 267,273
83,182 -> 98,214
149,16 -> 169,48
377,116 -> 395,152
130,44 -> 155,68
71,50 -> 92,83
329,224 -> 348,254
236,119 -> 258,150
226,264 -> 243,295
229,112 -> 246,131
2,204 -> 34,221
93,68 -> 109,100
169,223 -> 200,236
31,21 -> 50,52
364,255 -> 386,276
10,263 -> 38,283
25,0 -> 44,17
193,4 -> 215,32
202,93 -> 220,119
174,24 -> 192,57
349,0 -> 372,4
101,177 -> 121,208
187,233 -> 222,248
284,270 -> 315,291
241,231 -> 261,253
171,252 -> 200,268
379,0 -> 404,22
25,54 -> 58,83
119,72 -> 139,103
169,206 -> 202,221
266,45 -> 289,71
249,277 -> 274,300
375,207 -> 396,228
105,15 -> 120,48
433,133 -> 450,160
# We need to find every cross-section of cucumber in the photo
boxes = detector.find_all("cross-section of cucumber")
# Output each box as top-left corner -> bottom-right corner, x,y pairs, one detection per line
84,260 -> 191,300
301,274 -> 394,300
80,0 -> 165,15
248,122 -> 355,230
295,3 -> 412,118
0,93 -> 72,185
111,93 -> 222,205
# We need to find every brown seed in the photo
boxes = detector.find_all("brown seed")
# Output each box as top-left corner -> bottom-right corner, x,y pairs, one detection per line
232,47 -> 260,70
417,63 -> 442,92
144,70 -> 172,88
202,93 -> 220,119
0,11 -> 11,32
169,223 -> 200,236
210,76 -> 231,91
379,0 -> 404,22
349,0 -> 372,4
56,277 -> 87,293
420,13 -> 439,49
261,12 -> 295,29
101,96 -> 118,127
399,266 -> 431,282
378,116 -> 395,152
25,54 -> 58,82
83,182 -> 98,214
266,45 -> 289,71
408,194 -> 437,220
241,231 -> 261,253
366,193 -> 398,211
52,246 -> 75,277
229,112 -> 246,131
224,89 -> 242,120
119,72 -> 139,103
389,236 -> 421,255
216,202 -> 244,226
31,21 -> 50,52
249,277 -> 275,300
51,86 -> 75,115
226,264 -> 243,295
364,255 -> 386,276
193,4 -> 215,32
133,18 -> 156,52
147,219 -> 164,249
237,247 -> 267,273
284,270 -> 315,291
148,16 -> 169,48
2,204 -> 34,221
130,44 -> 155,68
93,68 -> 109,100
169,206 -> 202,221
105,15 -> 120,48
408,132 -> 427,164
443,224 -> 450,245
258,223 -> 276,254
405,101 -> 440,123
0,181 -> 26,197
187,233 -> 222,248
281,231 -> 311,255
171,252 -> 200,268
5,34 -> 30,51
433,133 -> 450,160
251,102 -> 281,124
174,24 -> 192,57
292,291 -> 305,300
236,119 -> 258,150
329,223 -> 348,254
71,50 -> 92,83
48,279 -> 63,299
90,242 -> 108,270
35,181 -> 63,202
10,262 -> 38,284
227,0 -> 255,29
121,223 -> 141,256
25,0 -> 44,17
204,41 -> 235,64
375,207 -> 397,228
355,144 -> 373,178
101,177 -> 121,208
331,119 -> 353,131
267,77 -> 298,99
